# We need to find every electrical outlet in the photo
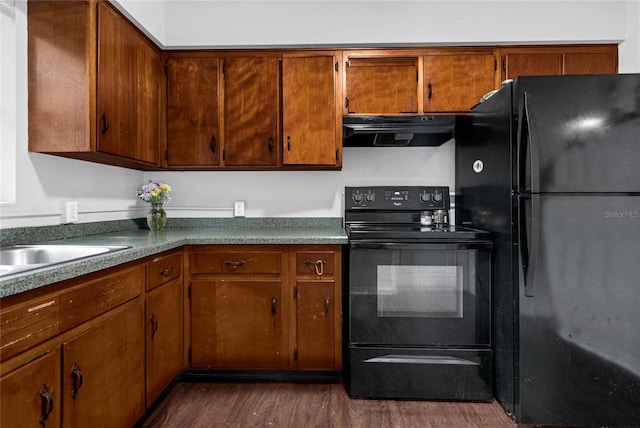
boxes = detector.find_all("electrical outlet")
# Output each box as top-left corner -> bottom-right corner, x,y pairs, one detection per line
234,200 -> 245,218
62,201 -> 79,223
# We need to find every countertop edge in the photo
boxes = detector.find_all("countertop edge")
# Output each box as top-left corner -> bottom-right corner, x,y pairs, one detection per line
0,228 -> 348,298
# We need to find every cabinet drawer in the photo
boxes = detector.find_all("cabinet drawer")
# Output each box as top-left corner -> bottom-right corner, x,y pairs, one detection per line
296,251 -> 335,276
190,251 -> 281,274
146,250 -> 182,291
1,265 -> 143,362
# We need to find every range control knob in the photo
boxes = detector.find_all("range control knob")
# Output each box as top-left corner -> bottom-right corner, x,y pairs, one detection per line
353,193 -> 363,203
419,193 -> 430,203
365,193 -> 375,203
432,193 -> 443,203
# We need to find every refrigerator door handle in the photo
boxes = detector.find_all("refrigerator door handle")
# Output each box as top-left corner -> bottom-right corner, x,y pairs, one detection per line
517,92 -> 539,193
519,195 -> 540,297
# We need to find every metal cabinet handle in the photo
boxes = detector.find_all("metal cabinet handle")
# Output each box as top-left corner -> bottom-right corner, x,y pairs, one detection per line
224,260 -> 246,270
268,136 -> 273,153
71,363 -> 83,400
160,266 -> 174,277
210,136 -> 216,152
101,113 -> 109,135
39,384 -> 54,427
271,295 -> 277,314
286,136 -> 291,151
304,259 -> 324,276
150,313 -> 159,339
427,82 -> 433,100
325,296 -> 330,314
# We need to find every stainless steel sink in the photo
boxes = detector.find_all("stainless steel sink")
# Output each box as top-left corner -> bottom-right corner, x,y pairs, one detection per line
0,245 -> 130,277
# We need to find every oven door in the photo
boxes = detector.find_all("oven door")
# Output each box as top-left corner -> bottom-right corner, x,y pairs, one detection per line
348,241 -> 492,347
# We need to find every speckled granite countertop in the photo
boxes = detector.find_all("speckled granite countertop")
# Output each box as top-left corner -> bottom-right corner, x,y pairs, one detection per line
0,218 -> 347,298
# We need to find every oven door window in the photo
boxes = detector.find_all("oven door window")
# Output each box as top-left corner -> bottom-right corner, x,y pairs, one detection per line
349,244 -> 491,347
377,265 -> 464,318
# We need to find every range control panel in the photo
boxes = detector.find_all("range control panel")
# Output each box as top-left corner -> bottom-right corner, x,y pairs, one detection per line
345,186 -> 450,210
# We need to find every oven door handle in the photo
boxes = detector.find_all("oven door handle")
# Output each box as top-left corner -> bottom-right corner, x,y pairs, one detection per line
349,242 -> 493,251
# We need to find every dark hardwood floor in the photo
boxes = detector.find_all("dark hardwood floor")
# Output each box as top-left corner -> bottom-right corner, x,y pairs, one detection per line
141,381 -> 520,428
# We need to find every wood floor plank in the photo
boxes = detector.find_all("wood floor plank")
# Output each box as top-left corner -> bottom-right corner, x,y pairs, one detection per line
141,382 -> 520,428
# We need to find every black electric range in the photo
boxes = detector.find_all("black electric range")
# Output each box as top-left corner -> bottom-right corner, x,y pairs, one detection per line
344,186 -> 494,401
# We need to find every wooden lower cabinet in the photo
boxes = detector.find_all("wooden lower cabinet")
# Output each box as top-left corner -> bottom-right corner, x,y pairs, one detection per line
291,246 -> 342,371
62,300 -> 145,427
186,244 -> 342,372
146,278 -> 183,404
295,280 -> 338,370
0,350 -> 61,428
191,279 -> 288,369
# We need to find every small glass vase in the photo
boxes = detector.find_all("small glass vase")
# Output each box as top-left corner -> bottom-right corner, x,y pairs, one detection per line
147,207 -> 167,231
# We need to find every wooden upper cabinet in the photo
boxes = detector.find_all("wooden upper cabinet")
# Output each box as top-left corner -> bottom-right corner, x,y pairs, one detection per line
97,2 -> 161,165
282,52 -> 341,167
345,56 -> 419,114
166,56 -> 221,168
222,57 -> 279,167
424,52 -> 497,113
563,52 -> 618,75
502,53 -> 562,80
501,46 -> 617,80
28,0 -> 163,169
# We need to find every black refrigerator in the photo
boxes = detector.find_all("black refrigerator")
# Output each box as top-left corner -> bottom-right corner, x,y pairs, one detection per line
455,74 -> 640,427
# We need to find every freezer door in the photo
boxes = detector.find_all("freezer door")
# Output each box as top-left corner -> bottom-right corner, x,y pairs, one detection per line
515,74 -> 640,193
517,194 -> 640,427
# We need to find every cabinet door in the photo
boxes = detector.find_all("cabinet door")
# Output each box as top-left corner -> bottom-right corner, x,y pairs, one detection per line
190,280 -> 287,369
146,280 -> 183,405
502,53 -> 562,80
296,280 -> 336,370
167,57 -> 221,167
282,53 -> 339,166
563,52 -> 617,75
1,350 -> 60,428
223,57 -> 279,166
62,301 -> 144,428
424,53 -> 496,112
97,2 -> 160,165
190,280 -> 217,367
345,57 -> 418,114
135,32 -> 162,165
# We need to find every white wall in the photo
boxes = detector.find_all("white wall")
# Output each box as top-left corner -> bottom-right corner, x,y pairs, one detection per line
163,1 -> 628,48
619,0 -> 640,72
1,1 -> 638,228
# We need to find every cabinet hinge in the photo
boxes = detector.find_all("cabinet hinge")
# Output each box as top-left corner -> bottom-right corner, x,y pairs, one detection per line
335,61 -> 338,72
164,61 -> 168,75
222,149 -> 226,161
336,149 -> 339,160
345,97 -> 349,109
188,348 -> 192,363
345,60 -> 350,68
222,61 -> 226,74
188,285 -> 192,299
416,69 -> 419,82
293,286 -> 298,299
293,348 -> 298,362
494,59 -> 497,71
165,149 -> 169,162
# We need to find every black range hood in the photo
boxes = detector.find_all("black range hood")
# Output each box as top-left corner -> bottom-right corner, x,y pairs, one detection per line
343,115 -> 456,147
